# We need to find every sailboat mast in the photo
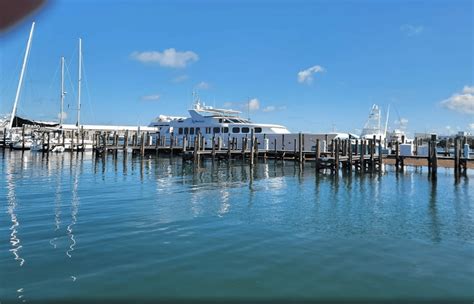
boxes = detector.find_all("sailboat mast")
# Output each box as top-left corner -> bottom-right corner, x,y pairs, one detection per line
77,38 -> 82,127
9,22 -> 35,130
60,56 -> 65,126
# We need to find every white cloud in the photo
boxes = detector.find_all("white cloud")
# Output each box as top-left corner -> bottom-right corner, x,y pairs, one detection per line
57,111 -> 67,120
440,85 -> 474,114
131,48 -> 199,68
469,123 -> 474,130
262,105 -> 286,112
462,85 -> 474,94
223,102 -> 233,108
172,75 -> 189,83
141,94 -> 161,101
262,106 -> 276,112
400,24 -> 424,36
195,81 -> 210,90
248,98 -> 260,111
297,65 -> 325,84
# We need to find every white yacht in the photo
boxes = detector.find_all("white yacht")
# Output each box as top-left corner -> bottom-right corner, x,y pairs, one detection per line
149,99 -> 290,149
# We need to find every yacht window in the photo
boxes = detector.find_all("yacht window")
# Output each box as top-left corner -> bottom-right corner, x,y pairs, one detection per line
196,127 -> 200,134
190,128 -> 195,135
219,119 -> 223,123
255,127 -> 262,133
223,127 -> 229,133
206,127 -> 211,134
242,127 -> 249,133
184,127 -> 189,135
213,127 -> 221,134
232,127 -> 240,133
178,128 -> 183,135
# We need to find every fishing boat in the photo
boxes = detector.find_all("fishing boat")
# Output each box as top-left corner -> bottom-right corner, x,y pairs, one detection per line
360,104 -> 388,141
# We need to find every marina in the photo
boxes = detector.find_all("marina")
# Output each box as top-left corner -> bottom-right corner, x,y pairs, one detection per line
1,1 -> 473,302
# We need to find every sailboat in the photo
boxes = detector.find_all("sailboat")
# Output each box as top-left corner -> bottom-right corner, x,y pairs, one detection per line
8,22 -> 35,149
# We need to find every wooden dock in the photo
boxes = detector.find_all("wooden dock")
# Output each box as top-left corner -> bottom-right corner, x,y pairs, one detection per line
1,128 -> 472,179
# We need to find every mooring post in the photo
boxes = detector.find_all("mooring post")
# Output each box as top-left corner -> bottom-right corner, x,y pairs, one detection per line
315,138 -> 321,172
21,125 -> 25,150
354,139 -> 358,157
47,132 -> 50,151
370,135 -> 376,172
193,133 -> 199,163
298,132 -> 303,163
81,127 -> 85,151
227,136 -> 231,159
2,128 -> 6,148
454,138 -> 460,176
282,134 -> 285,151
123,130 -> 129,152
348,139 -> 353,172
334,139 -> 340,172
331,138 -> 334,157
431,134 -> 438,179
71,130 -> 75,152
293,138 -> 297,157
211,135 -> 216,160
41,131 -> 46,152
395,141 -> 400,171
140,132 -> 145,156
414,137 -> 418,155
444,138 -> 449,156
250,129 -> 255,166
378,137 -> 382,172
361,140 -> 366,172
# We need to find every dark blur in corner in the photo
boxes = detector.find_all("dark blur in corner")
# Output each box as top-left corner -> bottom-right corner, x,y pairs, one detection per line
0,0 -> 46,33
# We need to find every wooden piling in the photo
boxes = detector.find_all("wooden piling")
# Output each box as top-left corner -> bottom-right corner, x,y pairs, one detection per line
454,138 -> 460,176
250,130 -> 255,166
395,141 -> 400,171
298,132 -> 303,163
123,130 -> 129,152
315,138 -> 320,171
140,132 -> 145,156
21,125 -> 25,150
370,135 -> 375,172
378,137 -> 382,172
348,139 -> 353,172
211,135 -> 216,160
334,139 -> 340,172
46,132 -> 50,151
360,140 -> 365,172
431,134 -> 438,178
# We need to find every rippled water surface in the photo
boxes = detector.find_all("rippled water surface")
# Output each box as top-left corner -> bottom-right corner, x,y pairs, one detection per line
0,150 -> 473,302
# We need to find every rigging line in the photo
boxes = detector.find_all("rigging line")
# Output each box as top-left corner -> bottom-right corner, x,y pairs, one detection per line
64,61 -> 77,109
80,54 -> 96,123
0,47 -> 24,107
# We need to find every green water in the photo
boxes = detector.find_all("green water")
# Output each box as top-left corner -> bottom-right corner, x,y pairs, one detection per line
0,150 -> 473,302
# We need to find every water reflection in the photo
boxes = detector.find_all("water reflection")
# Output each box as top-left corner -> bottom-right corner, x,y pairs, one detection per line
66,155 -> 80,259
429,178 -> 441,243
6,154 -> 25,267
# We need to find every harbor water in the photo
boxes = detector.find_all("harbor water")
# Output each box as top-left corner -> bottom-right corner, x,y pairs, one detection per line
0,150 -> 473,302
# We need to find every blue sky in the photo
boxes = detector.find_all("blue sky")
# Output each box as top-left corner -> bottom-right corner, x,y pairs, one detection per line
0,0 -> 472,135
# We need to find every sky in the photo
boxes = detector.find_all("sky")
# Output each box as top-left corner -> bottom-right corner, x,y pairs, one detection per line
0,0 -> 473,135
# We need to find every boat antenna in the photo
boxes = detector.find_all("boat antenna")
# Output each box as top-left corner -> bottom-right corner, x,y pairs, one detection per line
247,97 -> 250,120
76,38 -> 82,127
9,22 -> 35,130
